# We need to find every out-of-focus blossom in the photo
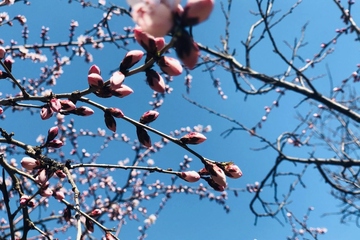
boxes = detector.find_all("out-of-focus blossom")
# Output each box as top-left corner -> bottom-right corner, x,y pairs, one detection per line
120,50 -> 144,72
158,56 -> 183,76
110,71 -> 125,90
146,69 -> 165,93
55,170 -> 66,178
131,1 -> 173,37
21,157 -> 39,170
73,106 -> 94,116
41,106 -> 53,120
182,0 -> 214,26
90,209 -> 102,217
180,171 -> 200,182
36,169 -> 48,185
140,110 -> 159,124
40,188 -> 53,197
20,195 -> 29,206
180,132 -> 206,144
174,30 -> 199,69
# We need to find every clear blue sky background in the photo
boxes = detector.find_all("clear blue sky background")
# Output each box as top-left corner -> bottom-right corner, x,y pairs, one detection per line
1,0 -> 359,239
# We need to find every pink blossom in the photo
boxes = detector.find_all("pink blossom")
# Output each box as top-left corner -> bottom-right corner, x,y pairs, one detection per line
180,132 -> 207,144
20,195 -> 29,206
110,71 -> 125,90
50,98 -> 62,112
88,73 -> 104,89
182,0 -> 214,26
180,171 -> 200,182
120,50 -> 144,71
21,157 -> 39,170
111,84 -> 134,98
158,56 -> 183,76
90,209 -> 102,216
223,163 -> 242,179
132,1 -> 173,37
88,64 -> 101,75
140,110 -> 159,124
146,69 -> 165,93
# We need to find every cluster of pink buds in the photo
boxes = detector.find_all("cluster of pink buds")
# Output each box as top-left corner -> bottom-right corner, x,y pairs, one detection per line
44,126 -> 64,148
179,160 -> 242,192
40,97 -> 78,120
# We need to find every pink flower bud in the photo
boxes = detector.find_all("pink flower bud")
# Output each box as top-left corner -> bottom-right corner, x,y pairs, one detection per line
180,171 -> 200,182
174,31 -> 199,69
132,2 -> 173,37
54,191 -> 65,200
40,106 -> 53,120
105,233 -> 116,240
88,64 -> 101,75
20,195 -> 30,206
205,177 -> 226,192
182,0 -> 214,26
0,46 -> 6,59
90,209 -> 102,217
110,71 -> 125,90
49,98 -> 62,112
205,162 -> 227,188
104,112 -> 117,132
40,187 -> 53,197
60,99 -> 76,111
0,107 -> 3,114
36,169 -> 48,185
134,26 -> 165,52
107,107 -> 124,118
73,106 -> 94,116
47,139 -> 64,148
140,110 -> 159,124
86,218 -> 94,232
180,132 -> 207,144
158,56 -> 183,76
21,157 -> 39,170
46,126 -> 59,143
4,57 -> 12,72
55,170 -> 66,178
111,84 -> 134,98
120,50 -> 144,71
88,73 -> 104,89
223,163 -> 242,179
146,69 -> 165,93
136,127 -> 152,148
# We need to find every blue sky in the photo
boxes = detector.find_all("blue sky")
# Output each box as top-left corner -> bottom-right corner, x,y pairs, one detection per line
1,0 -> 360,239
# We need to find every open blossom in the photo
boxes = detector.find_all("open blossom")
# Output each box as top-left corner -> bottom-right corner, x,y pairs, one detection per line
180,171 -> 200,182
131,1 -> 173,37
